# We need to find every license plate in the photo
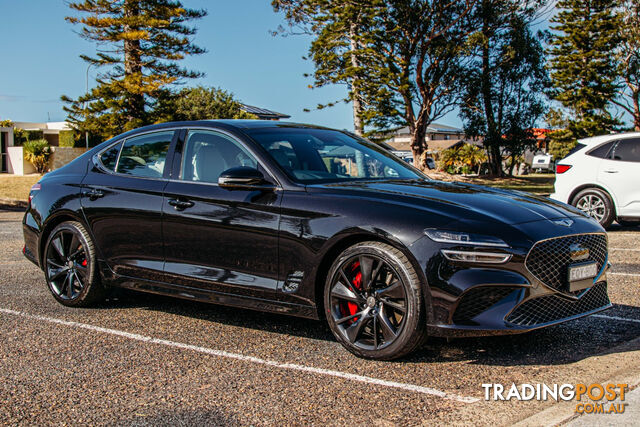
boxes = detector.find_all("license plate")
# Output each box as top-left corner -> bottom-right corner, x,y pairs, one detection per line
568,262 -> 598,291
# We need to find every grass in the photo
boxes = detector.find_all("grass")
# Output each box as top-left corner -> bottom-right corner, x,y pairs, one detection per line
0,174 -> 41,202
465,173 -> 556,194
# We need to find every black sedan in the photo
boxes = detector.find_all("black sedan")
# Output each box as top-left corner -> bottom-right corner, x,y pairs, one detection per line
22,121 -> 612,360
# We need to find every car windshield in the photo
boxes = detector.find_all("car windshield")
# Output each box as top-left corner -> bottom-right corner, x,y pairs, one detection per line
246,127 -> 425,184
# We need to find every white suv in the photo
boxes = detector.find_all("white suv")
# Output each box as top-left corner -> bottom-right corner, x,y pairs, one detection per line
551,132 -> 640,228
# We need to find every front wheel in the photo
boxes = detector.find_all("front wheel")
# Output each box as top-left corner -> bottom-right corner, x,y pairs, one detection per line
44,221 -> 106,307
571,188 -> 615,228
324,241 -> 426,360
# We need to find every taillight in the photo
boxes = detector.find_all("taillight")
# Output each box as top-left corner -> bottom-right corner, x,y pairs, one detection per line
29,183 -> 41,203
556,164 -> 572,174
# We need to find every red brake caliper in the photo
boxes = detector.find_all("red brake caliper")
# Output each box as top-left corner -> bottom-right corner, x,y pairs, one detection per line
342,261 -> 362,322
81,259 -> 87,267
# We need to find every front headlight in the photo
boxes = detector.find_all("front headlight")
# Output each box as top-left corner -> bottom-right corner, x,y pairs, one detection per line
424,229 -> 509,248
440,249 -> 512,264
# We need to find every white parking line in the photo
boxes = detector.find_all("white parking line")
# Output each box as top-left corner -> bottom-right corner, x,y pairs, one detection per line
609,272 -> 640,277
592,314 -> 640,324
610,248 -> 640,251
0,307 -> 479,403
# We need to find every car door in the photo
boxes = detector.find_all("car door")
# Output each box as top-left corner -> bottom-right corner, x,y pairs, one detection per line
162,128 -> 281,299
597,137 -> 640,216
81,130 -> 176,281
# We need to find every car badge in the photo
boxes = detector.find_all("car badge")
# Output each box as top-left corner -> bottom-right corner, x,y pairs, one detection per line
552,219 -> 574,227
569,243 -> 590,261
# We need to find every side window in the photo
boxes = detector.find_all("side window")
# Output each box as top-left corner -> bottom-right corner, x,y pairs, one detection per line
100,142 -> 121,171
611,138 -> 640,162
180,130 -> 257,183
116,131 -> 173,178
587,141 -> 615,159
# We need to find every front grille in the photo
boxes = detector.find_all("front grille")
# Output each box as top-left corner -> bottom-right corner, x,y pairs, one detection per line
506,282 -> 610,326
526,233 -> 607,292
453,287 -> 517,325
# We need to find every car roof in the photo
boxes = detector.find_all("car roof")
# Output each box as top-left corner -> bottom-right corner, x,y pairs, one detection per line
578,131 -> 640,146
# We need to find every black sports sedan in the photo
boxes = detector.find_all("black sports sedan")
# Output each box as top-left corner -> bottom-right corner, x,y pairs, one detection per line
22,120 -> 612,360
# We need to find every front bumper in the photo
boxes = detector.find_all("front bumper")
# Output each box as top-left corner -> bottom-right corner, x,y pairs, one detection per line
412,228 -> 612,337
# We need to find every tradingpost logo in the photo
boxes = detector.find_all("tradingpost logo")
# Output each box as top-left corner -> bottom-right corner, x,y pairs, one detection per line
482,383 -> 628,414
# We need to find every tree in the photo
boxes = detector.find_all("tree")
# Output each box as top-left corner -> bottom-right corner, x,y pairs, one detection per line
62,0 -> 207,141
460,0 -> 547,176
547,0 -> 622,157
614,1 -> 640,131
154,86 -> 258,121
272,0 -> 385,136
274,1 -> 476,169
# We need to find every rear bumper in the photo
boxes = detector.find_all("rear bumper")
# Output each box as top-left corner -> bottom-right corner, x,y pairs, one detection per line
22,212 -> 41,269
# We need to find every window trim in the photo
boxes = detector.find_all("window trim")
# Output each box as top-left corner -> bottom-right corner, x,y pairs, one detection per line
93,128 -> 181,181
171,127 -> 282,189
609,137 -> 640,163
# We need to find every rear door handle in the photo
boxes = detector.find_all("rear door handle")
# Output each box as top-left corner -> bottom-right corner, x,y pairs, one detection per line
603,170 -> 619,174
168,199 -> 194,210
83,189 -> 104,200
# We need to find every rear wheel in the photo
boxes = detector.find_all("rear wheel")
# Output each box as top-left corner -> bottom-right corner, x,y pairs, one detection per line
324,242 -> 426,360
44,221 -> 106,307
571,188 -> 615,228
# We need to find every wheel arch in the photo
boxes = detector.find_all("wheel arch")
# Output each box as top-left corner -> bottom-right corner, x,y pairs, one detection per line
38,210 -> 88,267
312,231 -> 433,323
568,184 -> 618,216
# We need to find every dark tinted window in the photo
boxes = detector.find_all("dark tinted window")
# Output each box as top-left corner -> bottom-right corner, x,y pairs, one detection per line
611,138 -> 640,162
180,131 -> 257,183
100,142 -> 121,171
116,131 -> 173,178
587,141 -> 615,159
246,128 -> 423,183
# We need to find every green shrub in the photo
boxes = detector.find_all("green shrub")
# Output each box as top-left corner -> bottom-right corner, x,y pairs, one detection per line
13,128 -> 44,146
59,130 -> 76,147
23,139 -> 51,174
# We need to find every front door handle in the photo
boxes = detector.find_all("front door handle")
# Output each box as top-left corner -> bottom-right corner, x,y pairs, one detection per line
603,170 -> 619,174
83,189 -> 104,200
168,199 -> 194,210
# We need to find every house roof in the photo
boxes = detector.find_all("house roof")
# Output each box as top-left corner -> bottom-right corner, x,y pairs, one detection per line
239,104 -> 290,120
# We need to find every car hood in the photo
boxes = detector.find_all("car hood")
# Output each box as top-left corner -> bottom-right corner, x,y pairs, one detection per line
315,179 -> 585,225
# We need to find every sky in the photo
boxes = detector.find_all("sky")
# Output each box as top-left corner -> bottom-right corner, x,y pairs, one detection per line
0,1 -> 557,132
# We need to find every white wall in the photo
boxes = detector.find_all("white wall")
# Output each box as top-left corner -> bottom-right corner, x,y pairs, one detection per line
7,146 -> 36,175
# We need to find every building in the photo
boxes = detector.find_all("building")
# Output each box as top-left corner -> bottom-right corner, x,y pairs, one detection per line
384,123 -> 481,157
0,121 -> 74,174
239,104 -> 290,120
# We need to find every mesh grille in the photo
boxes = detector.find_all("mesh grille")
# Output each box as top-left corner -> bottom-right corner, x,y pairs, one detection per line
526,234 -> 607,292
453,287 -> 517,325
506,282 -> 610,326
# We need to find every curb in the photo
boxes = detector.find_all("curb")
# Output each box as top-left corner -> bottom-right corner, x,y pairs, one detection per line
513,336 -> 640,426
0,198 -> 27,211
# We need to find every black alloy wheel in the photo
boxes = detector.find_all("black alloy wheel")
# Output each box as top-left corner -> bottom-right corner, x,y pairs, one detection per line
325,242 -> 426,360
44,221 -> 106,306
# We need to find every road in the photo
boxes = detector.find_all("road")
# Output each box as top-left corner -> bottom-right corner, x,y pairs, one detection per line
1,208 -> 639,425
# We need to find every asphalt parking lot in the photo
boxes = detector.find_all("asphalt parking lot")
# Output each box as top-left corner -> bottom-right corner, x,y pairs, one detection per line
1,208 -> 639,425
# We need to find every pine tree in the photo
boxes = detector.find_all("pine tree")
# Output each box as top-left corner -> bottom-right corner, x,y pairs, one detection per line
547,0 -> 622,159
62,0 -> 206,141
460,0 -> 548,176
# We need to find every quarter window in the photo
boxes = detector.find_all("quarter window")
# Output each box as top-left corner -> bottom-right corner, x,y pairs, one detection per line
180,131 -> 257,183
100,142 -> 121,171
611,138 -> 640,162
116,131 -> 173,178
586,141 -> 615,159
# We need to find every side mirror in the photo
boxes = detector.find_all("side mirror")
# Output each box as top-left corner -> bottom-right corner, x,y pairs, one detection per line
218,167 -> 274,190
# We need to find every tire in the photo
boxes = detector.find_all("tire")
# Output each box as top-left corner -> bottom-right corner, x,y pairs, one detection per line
571,188 -> 615,228
43,221 -> 106,307
324,241 -> 426,360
